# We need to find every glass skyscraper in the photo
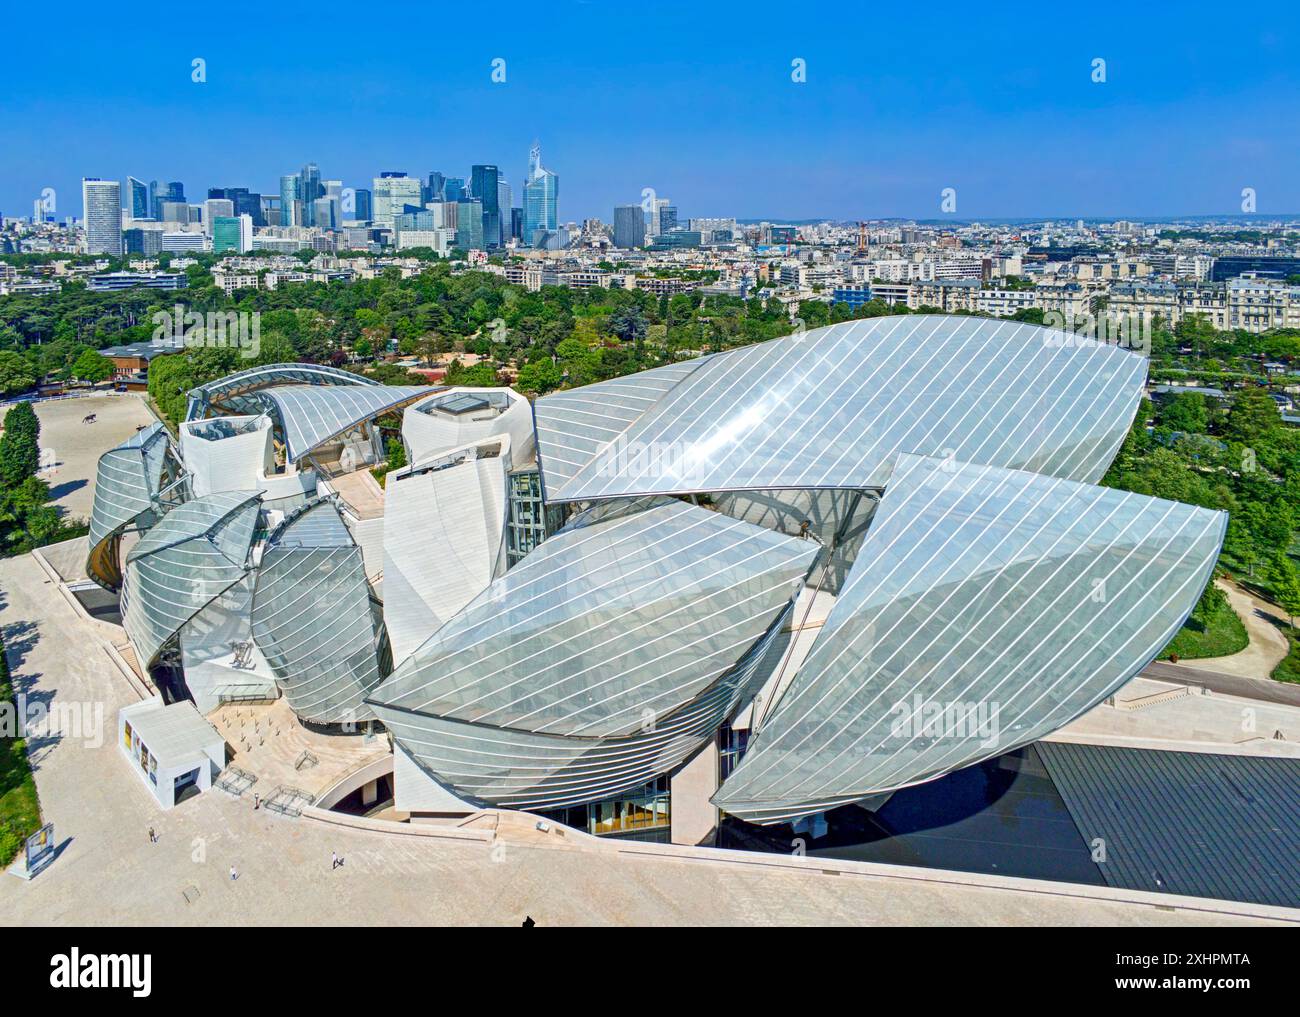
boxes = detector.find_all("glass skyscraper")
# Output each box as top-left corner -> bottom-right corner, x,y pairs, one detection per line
455,199 -> 484,250
127,177 -> 150,220
522,143 -> 558,247
299,162 -> 322,227
280,175 -> 300,226
470,165 -> 499,248
443,177 -> 466,203
373,172 -> 422,229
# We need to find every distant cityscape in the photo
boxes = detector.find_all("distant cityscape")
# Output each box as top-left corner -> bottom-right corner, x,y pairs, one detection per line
2,142 -> 1300,336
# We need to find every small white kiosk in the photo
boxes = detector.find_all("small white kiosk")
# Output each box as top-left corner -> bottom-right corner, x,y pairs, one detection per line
118,696 -> 226,809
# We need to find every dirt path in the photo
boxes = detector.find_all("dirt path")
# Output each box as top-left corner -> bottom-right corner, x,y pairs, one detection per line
1171,578 -> 1290,681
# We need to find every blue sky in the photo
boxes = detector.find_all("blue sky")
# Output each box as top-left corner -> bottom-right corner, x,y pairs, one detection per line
2,0 -> 1297,223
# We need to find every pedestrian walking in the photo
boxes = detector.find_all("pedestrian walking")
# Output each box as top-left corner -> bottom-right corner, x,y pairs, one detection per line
230,865 -> 238,881
331,851 -> 339,870
148,827 -> 156,843
253,792 -> 260,810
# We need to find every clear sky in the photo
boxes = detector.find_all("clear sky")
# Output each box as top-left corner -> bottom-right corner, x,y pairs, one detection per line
2,0 -> 1297,224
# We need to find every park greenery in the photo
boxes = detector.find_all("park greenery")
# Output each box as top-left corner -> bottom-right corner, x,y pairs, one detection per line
1,256 -> 1298,675
0,402 -> 83,556
0,631 -> 40,867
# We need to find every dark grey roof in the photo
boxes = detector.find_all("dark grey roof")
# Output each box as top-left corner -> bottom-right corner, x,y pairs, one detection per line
1037,741 -> 1300,909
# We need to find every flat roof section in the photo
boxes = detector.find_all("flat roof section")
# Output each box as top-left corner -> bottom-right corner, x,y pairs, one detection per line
1037,741 -> 1300,909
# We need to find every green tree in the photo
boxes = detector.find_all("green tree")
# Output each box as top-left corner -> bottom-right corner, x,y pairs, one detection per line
1267,553 -> 1300,628
71,348 -> 113,383
1224,387 -> 1281,446
0,402 -> 40,488
0,351 -> 37,395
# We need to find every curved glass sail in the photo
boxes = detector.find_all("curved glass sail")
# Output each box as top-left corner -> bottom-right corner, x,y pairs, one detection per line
546,316 -> 1147,502
713,453 -> 1227,825
370,499 -> 816,738
86,422 -> 177,589
121,490 -> 261,667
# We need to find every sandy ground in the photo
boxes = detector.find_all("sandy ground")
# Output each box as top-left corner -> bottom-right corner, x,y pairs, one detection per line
23,393 -> 157,525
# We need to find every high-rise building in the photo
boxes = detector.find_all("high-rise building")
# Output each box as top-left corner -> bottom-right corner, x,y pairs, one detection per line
149,180 -> 185,220
202,198 -> 234,237
470,165 -> 500,247
82,178 -> 123,255
455,199 -> 484,250
124,227 -> 163,256
497,179 -> 512,246
209,187 -> 263,226
613,205 -> 645,249
353,188 -> 372,222
649,197 -> 669,237
299,162 -> 323,227
443,177 -> 466,203
425,171 -> 445,204
657,205 -> 679,235
127,177 -> 150,220
522,142 -> 559,247
279,175 -> 300,226
510,207 -> 523,242
373,172 -> 422,228
212,214 -> 253,254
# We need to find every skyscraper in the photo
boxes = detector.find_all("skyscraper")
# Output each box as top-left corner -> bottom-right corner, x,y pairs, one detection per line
299,162 -> 323,227
470,165 -> 500,248
209,187 -> 263,226
497,179 -> 512,246
649,197 -> 669,237
613,205 -> 645,249
82,178 -> 123,255
280,175 -> 301,227
127,177 -> 150,220
354,188 -> 372,222
455,199 -> 484,250
373,172 -> 422,228
443,177 -> 466,203
149,180 -> 185,220
202,198 -> 234,238
425,172 -> 445,204
522,142 -> 559,247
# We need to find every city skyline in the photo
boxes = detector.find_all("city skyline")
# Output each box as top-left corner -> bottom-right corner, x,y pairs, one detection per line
2,0 -> 1298,223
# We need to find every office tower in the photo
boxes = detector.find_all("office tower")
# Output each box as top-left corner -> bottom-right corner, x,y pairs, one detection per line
124,228 -> 163,256
522,142 -> 559,247
372,172 -> 422,228
280,175 -> 301,226
127,177 -> 150,220
497,179 -> 512,245
649,197 -> 669,237
82,178 -> 123,255
32,198 -> 43,224
426,172 -> 445,204
149,180 -> 185,220
443,177 -> 465,203
510,207 -> 523,242
203,198 -> 234,237
212,214 -> 253,254
353,188 -> 372,222
455,199 -> 484,250
160,201 -> 197,224
299,162 -> 322,226
658,205 -> 679,235
314,196 -> 338,230
260,195 -> 281,226
470,165 -> 500,247
613,205 -> 646,249
209,187 -> 263,226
